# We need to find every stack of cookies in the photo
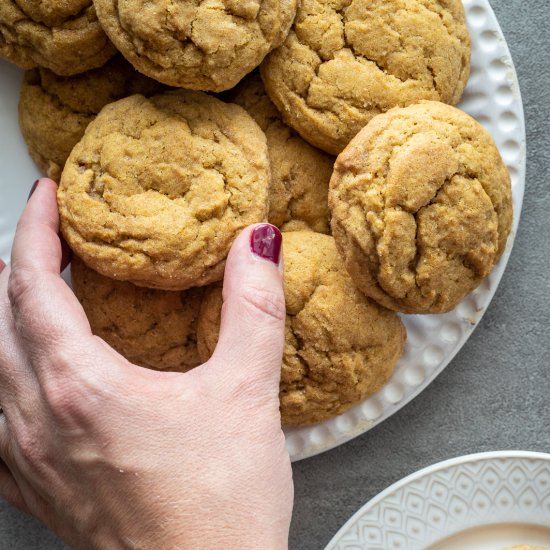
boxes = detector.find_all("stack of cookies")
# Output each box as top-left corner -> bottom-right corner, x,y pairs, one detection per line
2,0 -> 513,426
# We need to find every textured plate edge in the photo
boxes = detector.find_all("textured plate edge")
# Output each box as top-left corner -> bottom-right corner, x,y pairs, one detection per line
324,451 -> 550,550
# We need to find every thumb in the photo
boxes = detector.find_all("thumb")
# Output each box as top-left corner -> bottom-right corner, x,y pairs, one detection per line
207,224 -> 285,386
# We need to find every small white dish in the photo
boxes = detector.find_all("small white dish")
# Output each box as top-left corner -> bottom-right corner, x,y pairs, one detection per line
326,451 -> 550,550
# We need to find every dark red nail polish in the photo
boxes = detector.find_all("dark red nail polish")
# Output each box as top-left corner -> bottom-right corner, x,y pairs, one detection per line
250,224 -> 282,265
27,179 -> 40,201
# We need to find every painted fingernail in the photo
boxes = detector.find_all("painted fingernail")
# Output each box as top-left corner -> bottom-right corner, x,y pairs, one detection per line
250,224 -> 282,265
27,179 -> 40,201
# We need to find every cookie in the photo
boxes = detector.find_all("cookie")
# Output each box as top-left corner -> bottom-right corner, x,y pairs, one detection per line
261,0 -> 471,154
0,0 -> 116,75
274,0 -> 300,46
197,231 -> 406,426
19,56 -> 165,182
58,90 -> 270,291
71,257 -> 202,372
503,547 -> 549,550
329,101 -> 513,314
93,0 -> 299,92
231,73 -> 333,234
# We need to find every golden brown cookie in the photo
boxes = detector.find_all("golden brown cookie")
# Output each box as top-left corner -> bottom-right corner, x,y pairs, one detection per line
197,231 -> 406,426
232,73 -> 333,234
261,0 -> 471,154
18,56 -> 165,182
71,257 -> 202,372
58,90 -> 270,291
329,101 -> 513,315
93,0 -> 298,92
0,0 -> 116,75
274,0 -> 300,46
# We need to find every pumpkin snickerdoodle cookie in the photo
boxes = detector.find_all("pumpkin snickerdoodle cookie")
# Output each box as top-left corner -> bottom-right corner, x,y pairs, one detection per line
93,0 -> 299,92
197,231 -> 406,426
329,101 -> 513,315
18,56 -> 164,182
261,0 -> 471,155
0,0 -> 116,75
72,257 -> 202,372
232,73 -> 333,234
58,90 -> 270,291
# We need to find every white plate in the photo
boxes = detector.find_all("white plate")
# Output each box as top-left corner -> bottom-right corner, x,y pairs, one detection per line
0,0 -> 526,462
326,451 -> 550,550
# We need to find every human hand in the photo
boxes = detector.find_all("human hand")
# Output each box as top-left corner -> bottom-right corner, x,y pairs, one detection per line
0,178 -> 293,549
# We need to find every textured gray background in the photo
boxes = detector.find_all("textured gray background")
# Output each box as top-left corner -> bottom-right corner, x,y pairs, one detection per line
1,0 -> 549,548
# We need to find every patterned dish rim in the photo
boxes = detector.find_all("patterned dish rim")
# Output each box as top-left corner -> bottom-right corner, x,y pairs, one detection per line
325,451 -> 550,549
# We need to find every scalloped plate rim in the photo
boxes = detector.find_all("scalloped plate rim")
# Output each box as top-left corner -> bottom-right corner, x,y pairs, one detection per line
325,450 -> 550,550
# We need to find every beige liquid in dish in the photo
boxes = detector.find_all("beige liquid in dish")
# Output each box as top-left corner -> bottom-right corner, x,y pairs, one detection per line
428,523 -> 550,550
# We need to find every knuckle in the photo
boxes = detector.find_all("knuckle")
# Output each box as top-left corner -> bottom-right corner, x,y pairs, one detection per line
42,378 -> 83,422
239,285 -> 286,322
226,376 -> 265,403
215,358 -> 281,407
224,382 -> 281,425
41,352 -> 102,423
16,429 -> 48,469
7,267 -> 36,310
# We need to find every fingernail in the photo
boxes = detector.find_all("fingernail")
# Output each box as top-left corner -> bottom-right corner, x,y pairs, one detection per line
250,224 -> 282,265
27,179 -> 40,201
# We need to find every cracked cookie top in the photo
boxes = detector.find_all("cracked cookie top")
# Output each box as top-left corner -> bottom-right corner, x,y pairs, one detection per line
197,231 -> 406,426
72,257 -> 203,372
0,0 -> 116,75
93,0 -> 299,92
329,101 -> 513,314
231,73 -> 333,234
58,90 -> 270,291
260,0 -> 471,154
12,0 -> 91,26
19,56 -> 165,182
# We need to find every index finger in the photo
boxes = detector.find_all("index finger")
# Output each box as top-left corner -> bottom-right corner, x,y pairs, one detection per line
8,179 -> 95,365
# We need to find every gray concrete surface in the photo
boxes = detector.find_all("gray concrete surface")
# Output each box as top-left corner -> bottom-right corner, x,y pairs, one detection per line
0,0 -> 549,548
